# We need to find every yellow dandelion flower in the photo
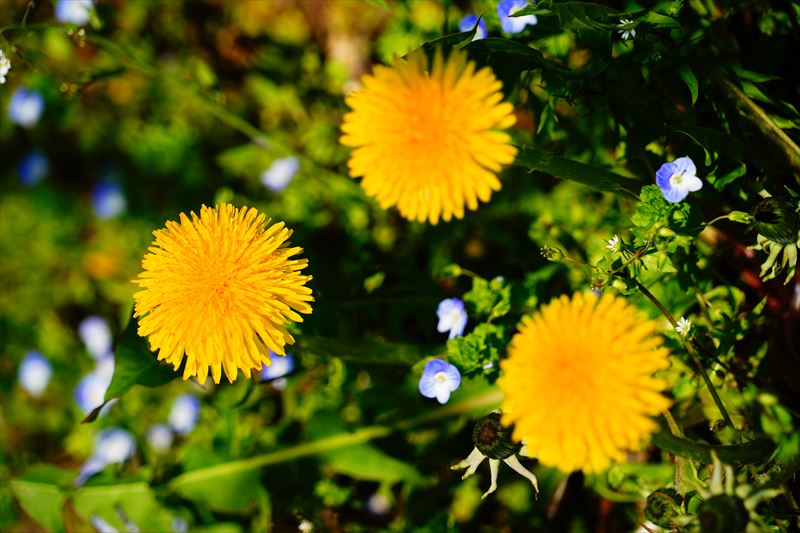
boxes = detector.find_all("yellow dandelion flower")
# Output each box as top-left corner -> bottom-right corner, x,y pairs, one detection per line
340,48 -> 517,224
133,204 -> 313,385
499,292 -> 671,473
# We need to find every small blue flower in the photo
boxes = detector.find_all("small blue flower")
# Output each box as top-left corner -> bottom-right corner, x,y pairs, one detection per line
74,355 -> 114,415
655,156 -> 703,203
17,151 -> 49,186
55,0 -> 94,25
260,353 -> 295,381
78,316 -> 113,360
92,180 -> 127,219
90,514 -> 118,533
168,394 -> 200,436
7,88 -> 44,128
76,427 -> 135,486
419,359 -> 461,404
437,298 -> 468,339
458,15 -> 487,41
18,351 -> 52,398
146,424 -> 174,454
497,0 -> 538,34
261,156 -> 300,192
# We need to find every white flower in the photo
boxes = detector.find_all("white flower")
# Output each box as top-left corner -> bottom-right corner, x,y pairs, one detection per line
0,49 -> 11,84
618,19 -> 636,40
366,492 -> 391,515
607,235 -> 621,253
261,156 -> 300,192
676,316 -> 692,337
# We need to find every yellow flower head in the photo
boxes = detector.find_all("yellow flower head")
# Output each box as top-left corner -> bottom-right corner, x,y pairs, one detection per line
133,204 -> 313,385
341,48 -> 517,224
499,292 -> 671,473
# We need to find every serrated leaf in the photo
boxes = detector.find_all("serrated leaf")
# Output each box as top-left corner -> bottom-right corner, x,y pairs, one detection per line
677,64 -> 699,105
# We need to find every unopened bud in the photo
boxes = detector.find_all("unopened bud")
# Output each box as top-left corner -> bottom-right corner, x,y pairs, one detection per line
751,197 -> 799,245
697,494 -> 748,533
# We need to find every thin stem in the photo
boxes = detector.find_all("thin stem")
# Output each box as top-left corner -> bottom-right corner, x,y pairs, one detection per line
169,388 -> 503,491
634,280 -> 736,430
661,409 -> 684,437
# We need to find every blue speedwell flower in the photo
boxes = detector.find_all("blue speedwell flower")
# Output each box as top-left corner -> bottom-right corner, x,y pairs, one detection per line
437,298 -> 468,339
419,359 -> 461,404
78,316 -> 113,360
55,0 -> 94,25
656,156 -> 703,203
458,15 -> 487,40
168,394 -> 200,436
146,424 -> 174,454
260,353 -> 295,381
92,180 -> 127,219
261,155 -> 300,192
74,355 -> 114,415
76,427 -> 135,486
18,151 -> 49,186
497,0 -> 538,34
8,88 -> 44,128
18,351 -> 52,398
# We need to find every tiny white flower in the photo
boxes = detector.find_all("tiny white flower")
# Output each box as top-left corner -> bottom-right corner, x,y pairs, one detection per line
0,49 -> 11,84
676,316 -> 692,337
607,235 -> 621,253
367,492 -> 391,515
618,19 -> 636,40
298,520 -> 314,533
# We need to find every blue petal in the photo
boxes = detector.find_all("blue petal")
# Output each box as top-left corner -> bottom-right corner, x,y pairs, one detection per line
655,162 -> 676,190
672,156 -> 696,177
663,186 -> 688,203
445,364 -> 461,391
422,358 -> 449,377
418,374 -> 437,398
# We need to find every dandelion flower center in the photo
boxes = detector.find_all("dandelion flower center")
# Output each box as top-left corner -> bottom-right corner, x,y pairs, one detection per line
133,204 -> 313,385
499,292 -> 671,473
341,49 -> 518,224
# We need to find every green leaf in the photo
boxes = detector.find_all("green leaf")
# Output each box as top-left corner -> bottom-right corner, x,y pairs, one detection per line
518,2 -> 618,30
420,28 -> 477,56
10,481 -> 66,533
515,147 -> 640,197
464,38 -> 545,93
298,335 -> 434,366
640,11 -> 681,28
102,316 -> 177,403
447,323 -> 507,378
173,467 -> 265,513
72,482 -> 173,532
463,276 -> 511,320
677,65 -> 699,105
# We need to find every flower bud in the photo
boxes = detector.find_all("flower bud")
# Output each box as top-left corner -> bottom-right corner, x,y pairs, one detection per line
751,197 -> 800,245
696,494 -> 748,533
540,246 -> 564,262
472,412 -> 521,460
727,211 -> 753,224
644,489 -> 681,528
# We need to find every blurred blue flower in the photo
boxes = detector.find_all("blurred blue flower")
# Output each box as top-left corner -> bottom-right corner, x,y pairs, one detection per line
655,156 -> 703,203
168,394 -> 200,436
146,424 -> 174,454
261,155 -> 300,192
18,351 -> 52,398
437,298 -> 468,339
497,0 -> 538,34
78,315 -> 113,359
171,517 -> 189,533
74,355 -> 114,415
419,359 -> 461,404
7,88 -> 44,128
90,515 -> 118,533
55,0 -> 94,25
458,15 -> 487,40
92,180 -> 127,219
17,151 -> 49,186
260,353 -> 295,381
76,427 -> 135,486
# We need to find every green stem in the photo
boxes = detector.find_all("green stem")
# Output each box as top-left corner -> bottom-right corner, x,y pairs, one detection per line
652,432 -> 774,465
169,388 -> 503,491
712,71 -> 800,175
634,280 -> 736,430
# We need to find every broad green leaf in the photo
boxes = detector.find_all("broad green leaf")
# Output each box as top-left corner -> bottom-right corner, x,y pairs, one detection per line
640,11 -> 681,28
173,467 -> 265,512
102,316 -> 177,403
72,482 -> 173,532
9,481 -> 66,533
515,147 -> 641,197
517,2 -> 618,30
677,65 -> 699,105
420,28 -> 477,56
